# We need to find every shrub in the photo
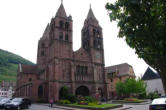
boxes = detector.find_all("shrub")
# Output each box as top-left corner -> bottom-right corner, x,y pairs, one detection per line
59,99 -> 71,104
138,92 -> 147,99
67,94 -> 77,103
84,96 -> 96,103
79,101 -> 88,105
59,86 -> 69,99
148,92 -> 160,100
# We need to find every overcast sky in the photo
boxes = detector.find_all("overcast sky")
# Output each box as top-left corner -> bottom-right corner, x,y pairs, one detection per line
0,0 -> 149,77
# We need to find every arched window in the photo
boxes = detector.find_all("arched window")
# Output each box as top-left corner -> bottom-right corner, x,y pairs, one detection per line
59,32 -> 63,40
65,22 -> 69,30
59,20 -> 64,28
65,34 -> 69,41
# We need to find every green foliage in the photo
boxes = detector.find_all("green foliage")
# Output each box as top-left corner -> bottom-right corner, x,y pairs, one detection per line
148,92 -> 160,100
67,94 -> 77,103
59,99 -> 71,104
115,81 -> 126,96
106,0 -> 166,92
59,86 -> 69,99
84,96 -> 97,103
0,49 -> 34,82
88,101 -> 101,106
0,49 -> 33,66
59,86 -> 77,103
115,78 -> 146,97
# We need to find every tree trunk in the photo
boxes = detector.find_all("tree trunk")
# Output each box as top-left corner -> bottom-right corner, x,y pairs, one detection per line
159,71 -> 166,95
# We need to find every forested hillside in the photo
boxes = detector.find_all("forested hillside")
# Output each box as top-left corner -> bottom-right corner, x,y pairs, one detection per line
0,49 -> 34,82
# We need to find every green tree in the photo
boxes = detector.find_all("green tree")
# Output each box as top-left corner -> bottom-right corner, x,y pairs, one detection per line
125,78 -> 137,96
106,0 -> 166,93
115,81 -> 126,96
115,78 -> 146,98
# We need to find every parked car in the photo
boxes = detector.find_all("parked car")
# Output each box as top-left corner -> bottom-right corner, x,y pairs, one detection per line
4,98 -> 31,110
0,98 -> 11,109
149,98 -> 166,110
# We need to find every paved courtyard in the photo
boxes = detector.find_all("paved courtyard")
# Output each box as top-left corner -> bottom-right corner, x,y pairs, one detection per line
23,103 -> 150,110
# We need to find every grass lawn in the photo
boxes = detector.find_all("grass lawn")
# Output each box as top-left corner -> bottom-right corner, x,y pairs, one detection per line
113,98 -> 146,103
66,103 -> 122,109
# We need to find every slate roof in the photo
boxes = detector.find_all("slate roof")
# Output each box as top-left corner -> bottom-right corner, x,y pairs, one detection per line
141,67 -> 160,80
105,63 -> 135,77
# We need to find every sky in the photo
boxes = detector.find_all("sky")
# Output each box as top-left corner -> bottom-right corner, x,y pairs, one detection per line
0,0 -> 149,77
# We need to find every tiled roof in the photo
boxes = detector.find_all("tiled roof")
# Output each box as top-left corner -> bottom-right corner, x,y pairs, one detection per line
141,67 -> 160,80
106,63 -> 135,76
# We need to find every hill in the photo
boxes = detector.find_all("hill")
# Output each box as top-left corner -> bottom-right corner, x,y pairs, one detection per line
0,49 -> 34,82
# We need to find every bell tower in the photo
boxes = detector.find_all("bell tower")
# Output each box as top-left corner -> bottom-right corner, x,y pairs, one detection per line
81,6 -> 104,64
48,2 -> 73,60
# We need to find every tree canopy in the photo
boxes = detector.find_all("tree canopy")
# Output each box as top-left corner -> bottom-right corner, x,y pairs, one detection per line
106,0 -> 166,92
116,78 -> 146,97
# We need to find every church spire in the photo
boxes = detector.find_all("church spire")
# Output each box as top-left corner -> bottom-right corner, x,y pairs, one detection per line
56,2 -> 67,18
86,5 -> 97,21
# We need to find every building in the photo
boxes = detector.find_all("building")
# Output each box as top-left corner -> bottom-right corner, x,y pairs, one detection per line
142,67 -> 165,96
15,3 -> 108,102
0,81 -> 15,98
106,63 -> 136,99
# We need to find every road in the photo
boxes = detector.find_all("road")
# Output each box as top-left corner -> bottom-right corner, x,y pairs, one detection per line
25,104 -> 65,110
123,104 -> 150,110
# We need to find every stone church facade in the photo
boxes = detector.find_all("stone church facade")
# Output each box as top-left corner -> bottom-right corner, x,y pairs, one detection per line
15,3 -> 108,102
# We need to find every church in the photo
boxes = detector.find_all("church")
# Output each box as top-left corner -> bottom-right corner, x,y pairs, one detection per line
15,3 -> 108,102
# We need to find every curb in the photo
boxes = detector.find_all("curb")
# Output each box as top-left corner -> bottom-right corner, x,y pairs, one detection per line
124,102 -> 151,105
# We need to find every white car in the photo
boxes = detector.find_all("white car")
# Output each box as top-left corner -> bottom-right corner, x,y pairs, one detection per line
149,98 -> 166,110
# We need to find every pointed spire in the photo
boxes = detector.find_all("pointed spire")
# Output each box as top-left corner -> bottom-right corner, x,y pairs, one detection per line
86,5 -> 97,21
56,2 -> 67,18
42,23 -> 50,39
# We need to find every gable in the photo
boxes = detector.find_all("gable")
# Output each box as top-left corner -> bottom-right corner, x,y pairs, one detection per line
73,48 -> 90,62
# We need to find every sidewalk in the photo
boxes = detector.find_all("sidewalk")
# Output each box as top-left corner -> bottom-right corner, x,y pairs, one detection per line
111,106 -> 132,110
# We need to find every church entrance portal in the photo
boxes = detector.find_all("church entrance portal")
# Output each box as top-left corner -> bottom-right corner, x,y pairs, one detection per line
76,86 -> 89,96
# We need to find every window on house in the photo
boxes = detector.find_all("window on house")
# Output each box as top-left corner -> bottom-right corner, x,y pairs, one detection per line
59,32 -> 63,40
111,79 -> 113,82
